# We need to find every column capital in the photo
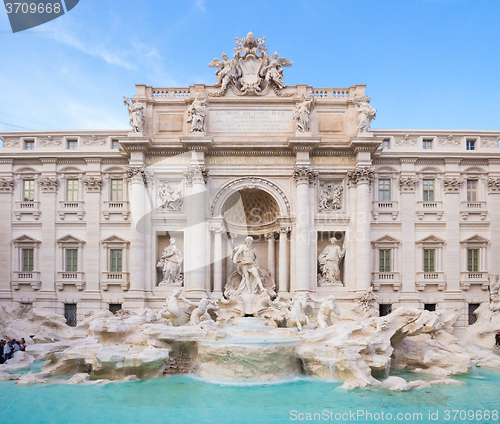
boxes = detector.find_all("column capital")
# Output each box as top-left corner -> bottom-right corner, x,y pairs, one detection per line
488,177 -> 500,193
0,177 -> 15,194
279,226 -> 291,234
293,166 -> 318,185
38,177 -> 58,193
209,226 -> 224,233
347,166 -> 374,186
83,177 -> 102,193
265,232 -> 277,240
126,166 -> 149,185
184,165 -> 209,185
443,177 -> 463,193
399,176 -> 418,193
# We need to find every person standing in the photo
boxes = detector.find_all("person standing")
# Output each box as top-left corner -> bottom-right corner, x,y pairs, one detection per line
495,331 -> 500,349
3,341 -> 12,362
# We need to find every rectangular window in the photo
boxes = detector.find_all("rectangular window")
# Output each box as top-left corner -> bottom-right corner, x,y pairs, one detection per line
467,249 -> 479,272
64,303 -> 77,327
423,139 -> 433,149
23,179 -> 35,201
423,179 -> 435,201
466,140 -> 476,151
467,180 -> 477,202
65,249 -> 78,272
110,179 -> 123,201
468,303 -> 480,325
66,179 -> 79,201
22,248 -> 34,272
112,140 -> 120,149
24,140 -> 34,150
424,303 -> 436,312
423,249 -> 436,272
379,304 -> 392,317
110,249 -> 123,272
382,139 -> 390,149
109,304 -> 122,314
67,140 -> 78,149
378,179 -> 391,201
379,249 -> 392,272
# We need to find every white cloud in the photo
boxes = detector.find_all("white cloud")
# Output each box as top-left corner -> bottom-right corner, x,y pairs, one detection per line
195,0 -> 206,12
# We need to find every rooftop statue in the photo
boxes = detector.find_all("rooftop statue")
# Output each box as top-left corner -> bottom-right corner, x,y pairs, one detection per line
208,31 -> 292,95
353,95 -> 376,135
123,97 -> 145,133
187,93 -> 208,133
293,96 -> 314,132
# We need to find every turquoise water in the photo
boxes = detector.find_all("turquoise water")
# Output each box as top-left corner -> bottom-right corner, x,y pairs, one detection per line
1,367 -> 499,424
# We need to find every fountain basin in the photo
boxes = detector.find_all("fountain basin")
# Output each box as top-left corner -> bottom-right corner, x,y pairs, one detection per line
197,317 -> 301,381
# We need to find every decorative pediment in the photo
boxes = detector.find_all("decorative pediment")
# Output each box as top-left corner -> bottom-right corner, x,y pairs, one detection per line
372,235 -> 400,245
12,234 -> 41,245
460,234 -> 489,245
101,235 -> 130,247
416,235 -> 446,245
56,235 -> 86,245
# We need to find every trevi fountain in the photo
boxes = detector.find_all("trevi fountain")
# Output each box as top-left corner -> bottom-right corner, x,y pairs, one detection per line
1,32 -> 500,423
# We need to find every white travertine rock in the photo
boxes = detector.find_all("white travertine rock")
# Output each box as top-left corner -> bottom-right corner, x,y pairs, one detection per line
67,373 -> 92,384
0,372 -> 21,381
0,351 -> 34,372
16,372 -> 49,385
94,346 -> 170,379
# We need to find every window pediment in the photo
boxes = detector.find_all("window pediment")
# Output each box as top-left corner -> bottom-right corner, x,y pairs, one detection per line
57,235 -> 86,245
102,235 -> 130,247
372,235 -> 400,245
12,234 -> 41,246
460,234 -> 489,245
416,235 -> 446,245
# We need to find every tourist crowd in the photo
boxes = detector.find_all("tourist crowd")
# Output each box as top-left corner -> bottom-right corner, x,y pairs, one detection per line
1,339 -> 26,363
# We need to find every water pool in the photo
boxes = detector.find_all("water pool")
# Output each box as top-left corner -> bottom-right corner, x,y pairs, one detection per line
0,368 -> 499,424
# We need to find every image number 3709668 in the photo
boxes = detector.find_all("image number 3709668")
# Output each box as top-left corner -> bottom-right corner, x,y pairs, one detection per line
3,0 -> 79,33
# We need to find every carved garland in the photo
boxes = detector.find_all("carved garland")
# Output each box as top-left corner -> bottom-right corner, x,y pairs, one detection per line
211,177 -> 291,216
38,136 -> 62,147
2,138 -> 20,147
395,134 -> 417,146
82,135 -> 107,146
437,135 -> 461,147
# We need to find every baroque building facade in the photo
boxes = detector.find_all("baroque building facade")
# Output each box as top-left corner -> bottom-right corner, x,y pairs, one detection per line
1,33 -> 499,332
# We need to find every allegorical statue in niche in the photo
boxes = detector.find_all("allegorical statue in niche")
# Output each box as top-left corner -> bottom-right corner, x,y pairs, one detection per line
157,238 -> 183,285
158,181 -> 183,211
123,97 -> 145,133
319,182 -> 343,212
187,93 -> 208,133
293,96 -> 314,132
224,236 -> 275,301
207,52 -> 237,91
262,51 -> 293,89
353,95 -> 376,135
318,237 -> 345,286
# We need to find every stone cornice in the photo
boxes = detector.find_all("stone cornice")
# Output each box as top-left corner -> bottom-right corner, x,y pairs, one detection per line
399,157 -> 418,164
348,137 -> 380,154
39,157 -> 57,164
118,138 -> 152,154
84,158 -> 103,165
287,137 -> 321,153
180,136 -> 214,152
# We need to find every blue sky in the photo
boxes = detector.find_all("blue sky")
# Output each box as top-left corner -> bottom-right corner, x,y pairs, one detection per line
0,0 -> 499,145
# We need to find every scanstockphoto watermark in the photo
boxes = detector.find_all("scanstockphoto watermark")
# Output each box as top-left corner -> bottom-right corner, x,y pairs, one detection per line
3,0 -> 79,33
289,409 -> 499,422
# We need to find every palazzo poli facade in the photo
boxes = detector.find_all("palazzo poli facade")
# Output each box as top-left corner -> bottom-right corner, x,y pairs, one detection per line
1,33 -> 499,333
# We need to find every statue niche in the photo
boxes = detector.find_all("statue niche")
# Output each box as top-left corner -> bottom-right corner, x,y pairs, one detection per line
318,236 -> 345,287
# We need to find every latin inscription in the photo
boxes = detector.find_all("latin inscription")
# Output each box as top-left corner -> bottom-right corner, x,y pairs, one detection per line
208,110 -> 293,133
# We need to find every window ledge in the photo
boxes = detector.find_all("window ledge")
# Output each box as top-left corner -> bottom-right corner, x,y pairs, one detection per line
58,201 -> 85,220
56,271 -> 86,290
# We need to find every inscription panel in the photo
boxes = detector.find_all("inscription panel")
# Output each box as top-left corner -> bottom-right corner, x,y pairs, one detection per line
208,110 -> 293,133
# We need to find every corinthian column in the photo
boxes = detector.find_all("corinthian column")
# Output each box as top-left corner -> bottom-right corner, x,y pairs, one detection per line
211,226 -> 223,297
265,232 -> 276,281
293,166 -> 318,292
184,165 -> 209,297
125,166 -> 148,306
348,167 -> 374,291
278,227 -> 290,295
